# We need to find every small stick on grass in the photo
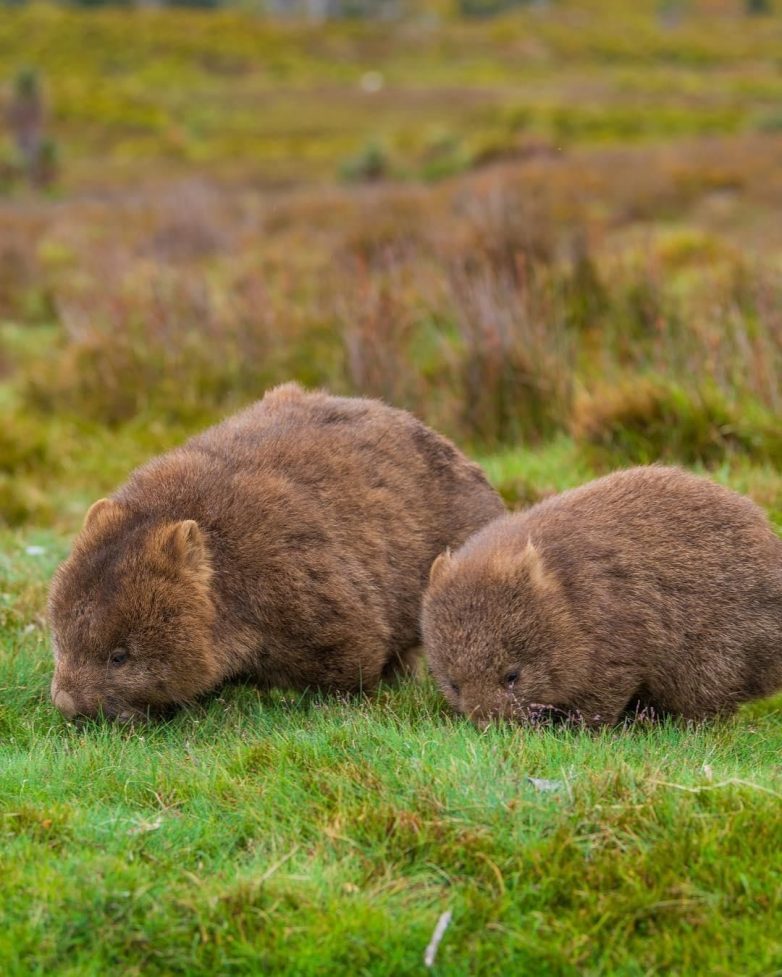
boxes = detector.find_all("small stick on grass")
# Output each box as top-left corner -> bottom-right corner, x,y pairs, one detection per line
424,910 -> 453,968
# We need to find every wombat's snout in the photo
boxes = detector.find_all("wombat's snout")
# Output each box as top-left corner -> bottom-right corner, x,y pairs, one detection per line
51,683 -> 78,719
51,674 -> 98,720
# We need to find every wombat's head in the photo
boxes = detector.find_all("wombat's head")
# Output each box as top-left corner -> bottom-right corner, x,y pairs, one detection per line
49,498 -> 221,721
422,541 -> 584,726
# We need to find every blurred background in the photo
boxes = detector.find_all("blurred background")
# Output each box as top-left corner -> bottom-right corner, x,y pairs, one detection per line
1,0 -> 782,531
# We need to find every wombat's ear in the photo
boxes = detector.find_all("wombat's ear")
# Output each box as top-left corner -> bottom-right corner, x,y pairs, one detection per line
162,520 -> 209,574
519,540 -> 553,591
429,549 -> 453,587
82,498 -> 120,533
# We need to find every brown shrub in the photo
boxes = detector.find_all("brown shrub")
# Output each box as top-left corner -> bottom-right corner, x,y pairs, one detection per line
447,256 -> 573,446
6,136 -> 782,456
24,267 -> 280,425
339,255 -> 421,409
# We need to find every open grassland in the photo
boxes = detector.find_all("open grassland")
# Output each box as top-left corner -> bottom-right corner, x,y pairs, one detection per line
1,446 -> 782,976
1,1 -> 782,972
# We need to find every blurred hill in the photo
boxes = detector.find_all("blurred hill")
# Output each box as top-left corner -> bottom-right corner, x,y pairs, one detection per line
0,1 -> 780,187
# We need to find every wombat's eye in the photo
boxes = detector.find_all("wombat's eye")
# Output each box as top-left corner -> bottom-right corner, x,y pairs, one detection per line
449,681 -> 460,696
505,670 -> 519,689
110,648 -> 129,667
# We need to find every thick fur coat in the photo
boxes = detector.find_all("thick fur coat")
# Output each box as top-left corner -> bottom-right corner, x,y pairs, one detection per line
50,384 -> 504,719
423,466 -> 782,726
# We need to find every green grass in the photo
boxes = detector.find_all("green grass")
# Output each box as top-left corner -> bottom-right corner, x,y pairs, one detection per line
1,449 -> 781,975
2,2 -> 782,969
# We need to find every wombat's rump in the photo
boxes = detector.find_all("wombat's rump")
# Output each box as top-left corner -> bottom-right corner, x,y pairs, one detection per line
422,466 -> 782,726
49,384 -> 505,719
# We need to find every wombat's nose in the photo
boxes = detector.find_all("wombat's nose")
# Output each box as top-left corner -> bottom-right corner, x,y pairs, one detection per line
52,688 -> 78,719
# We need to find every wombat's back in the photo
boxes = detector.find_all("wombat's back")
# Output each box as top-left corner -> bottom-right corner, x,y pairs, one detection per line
181,383 -> 503,542
117,384 -> 505,678
468,465 -> 779,576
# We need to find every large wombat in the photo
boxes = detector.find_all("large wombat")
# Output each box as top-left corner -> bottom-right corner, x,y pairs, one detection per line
422,466 -> 782,726
50,384 -> 504,719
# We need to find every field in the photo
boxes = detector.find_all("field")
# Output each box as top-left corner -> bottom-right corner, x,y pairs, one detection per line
1,0 -> 782,973
2,529 -> 781,975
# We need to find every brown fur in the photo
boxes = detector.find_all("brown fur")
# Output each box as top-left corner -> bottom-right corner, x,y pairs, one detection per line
49,384 -> 505,719
422,466 -> 782,727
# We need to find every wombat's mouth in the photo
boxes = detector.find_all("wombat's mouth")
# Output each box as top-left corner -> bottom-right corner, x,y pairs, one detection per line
105,702 -> 181,723
470,702 -> 572,730
57,701 -> 179,725
113,708 -> 146,724
521,703 -> 574,726
60,706 -> 146,726
497,702 -> 587,728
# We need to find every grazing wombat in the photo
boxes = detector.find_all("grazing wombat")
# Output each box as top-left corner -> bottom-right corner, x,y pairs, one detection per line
49,384 -> 504,720
422,466 -> 782,726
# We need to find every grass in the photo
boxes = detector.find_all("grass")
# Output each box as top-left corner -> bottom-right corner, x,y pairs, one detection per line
2,1 -> 782,970
1,449 -> 781,975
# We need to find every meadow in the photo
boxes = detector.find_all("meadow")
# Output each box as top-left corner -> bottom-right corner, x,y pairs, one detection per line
1,0 -> 782,972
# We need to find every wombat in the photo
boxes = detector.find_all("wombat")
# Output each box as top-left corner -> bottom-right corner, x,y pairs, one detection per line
422,466 -> 782,726
49,383 -> 505,720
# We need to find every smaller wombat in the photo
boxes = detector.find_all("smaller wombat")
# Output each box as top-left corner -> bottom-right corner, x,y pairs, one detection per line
422,466 -> 782,726
49,384 -> 504,720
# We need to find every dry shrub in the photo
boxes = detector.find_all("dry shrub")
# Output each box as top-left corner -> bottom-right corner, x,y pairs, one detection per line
306,164 -> 584,438
579,249 -> 782,423
338,252 -> 421,408
447,256 -> 573,446
561,234 -> 610,333
0,212 -> 51,321
0,474 -> 53,527
444,167 -> 559,275
24,267 -> 282,425
0,242 -> 36,320
604,280 -> 693,389
145,185 -> 231,263
686,266 -> 782,414
339,199 -> 427,270
7,136 -> 782,455
0,414 -> 50,474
